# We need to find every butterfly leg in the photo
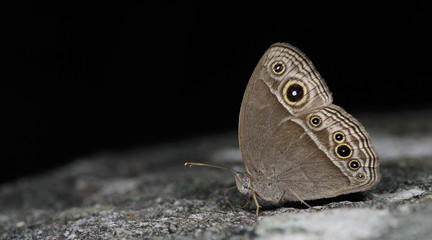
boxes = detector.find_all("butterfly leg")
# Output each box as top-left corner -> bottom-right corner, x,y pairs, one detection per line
240,194 -> 252,208
286,188 -> 312,208
252,191 -> 261,219
278,189 -> 288,203
224,186 -> 239,215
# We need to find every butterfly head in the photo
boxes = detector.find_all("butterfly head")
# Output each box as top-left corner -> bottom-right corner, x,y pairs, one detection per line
235,172 -> 252,195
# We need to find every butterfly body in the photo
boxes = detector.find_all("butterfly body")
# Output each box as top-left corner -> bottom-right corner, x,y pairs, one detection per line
237,43 -> 380,203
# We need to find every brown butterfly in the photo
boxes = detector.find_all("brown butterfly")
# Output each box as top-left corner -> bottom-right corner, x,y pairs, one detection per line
186,43 -> 380,217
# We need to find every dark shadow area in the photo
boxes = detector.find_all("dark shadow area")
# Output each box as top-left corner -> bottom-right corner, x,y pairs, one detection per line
4,2 -> 431,183
237,192 -> 369,213
282,192 -> 368,209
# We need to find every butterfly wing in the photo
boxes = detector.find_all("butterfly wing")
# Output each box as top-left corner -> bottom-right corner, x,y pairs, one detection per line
239,43 -> 332,176
238,43 -> 379,202
293,105 -> 380,195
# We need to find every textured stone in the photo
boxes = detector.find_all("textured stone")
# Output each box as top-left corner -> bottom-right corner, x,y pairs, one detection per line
1,110 -> 431,239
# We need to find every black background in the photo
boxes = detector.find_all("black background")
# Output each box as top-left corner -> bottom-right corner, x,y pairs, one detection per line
3,2 -> 431,183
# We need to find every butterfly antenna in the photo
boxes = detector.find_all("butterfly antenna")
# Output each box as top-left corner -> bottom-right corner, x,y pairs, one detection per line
184,162 -> 237,174
185,162 -> 241,215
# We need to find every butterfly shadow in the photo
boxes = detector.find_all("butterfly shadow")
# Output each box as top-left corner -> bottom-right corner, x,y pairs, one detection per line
293,192 -> 367,208
245,192 -> 370,214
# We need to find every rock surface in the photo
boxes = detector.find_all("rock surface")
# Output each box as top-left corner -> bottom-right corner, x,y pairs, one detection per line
1,110 -> 432,239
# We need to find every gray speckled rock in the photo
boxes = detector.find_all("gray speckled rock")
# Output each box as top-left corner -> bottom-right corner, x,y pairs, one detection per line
1,110 -> 432,240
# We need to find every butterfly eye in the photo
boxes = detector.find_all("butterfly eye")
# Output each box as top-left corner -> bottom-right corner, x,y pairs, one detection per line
348,159 -> 361,170
271,61 -> 286,75
335,144 -> 352,159
310,116 -> 321,127
333,132 -> 345,143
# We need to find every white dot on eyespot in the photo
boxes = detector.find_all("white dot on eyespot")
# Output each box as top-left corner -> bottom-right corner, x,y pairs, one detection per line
292,91 -> 298,96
